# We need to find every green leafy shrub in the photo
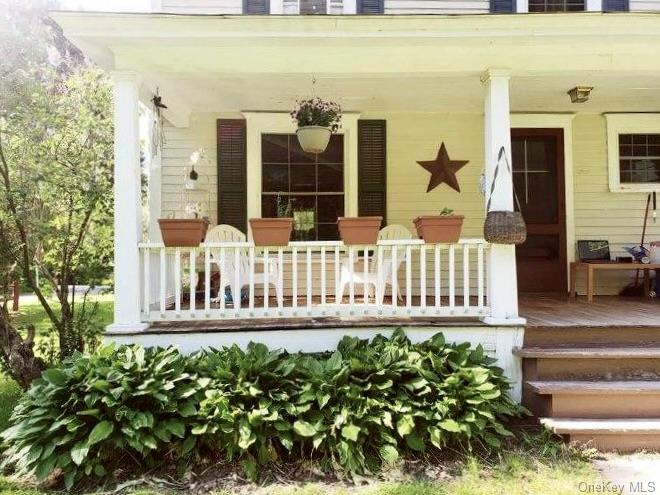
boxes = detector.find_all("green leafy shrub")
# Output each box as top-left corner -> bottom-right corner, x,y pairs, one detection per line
1,330 -> 524,490
1,346 -> 203,490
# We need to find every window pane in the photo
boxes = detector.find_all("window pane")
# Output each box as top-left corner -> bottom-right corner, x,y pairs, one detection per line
262,134 -> 289,163
262,163 -> 288,192
318,135 -> 344,164
290,195 -> 316,241
619,134 -> 660,183
318,162 -> 343,192
317,195 -> 344,223
290,163 -> 316,192
290,136 -> 315,165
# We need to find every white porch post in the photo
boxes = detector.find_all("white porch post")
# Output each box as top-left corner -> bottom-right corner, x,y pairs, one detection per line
481,69 -> 525,325
108,71 -> 148,332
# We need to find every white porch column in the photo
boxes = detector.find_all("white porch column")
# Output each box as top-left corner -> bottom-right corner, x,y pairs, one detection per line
481,69 -> 525,325
108,71 -> 148,333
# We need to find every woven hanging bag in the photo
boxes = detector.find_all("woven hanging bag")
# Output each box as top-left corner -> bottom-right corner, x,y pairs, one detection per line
483,147 -> 527,245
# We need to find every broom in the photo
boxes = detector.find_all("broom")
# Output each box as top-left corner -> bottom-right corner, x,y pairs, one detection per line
619,193 -> 651,297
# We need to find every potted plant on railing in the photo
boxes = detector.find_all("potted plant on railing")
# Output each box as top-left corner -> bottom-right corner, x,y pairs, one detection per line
414,207 -> 464,243
337,216 -> 383,245
158,201 -> 210,247
291,97 -> 342,154
249,193 -> 294,246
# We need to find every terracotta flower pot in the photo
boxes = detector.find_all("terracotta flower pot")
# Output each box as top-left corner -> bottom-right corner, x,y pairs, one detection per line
296,126 -> 331,154
250,218 -> 293,246
158,218 -> 209,247
413,215 -> 464,243
337,216 -> 383,245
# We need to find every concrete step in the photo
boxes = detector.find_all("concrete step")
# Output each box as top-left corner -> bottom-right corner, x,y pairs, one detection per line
518,347 -> 660,381
541,418 -> 660,452
526,381 -> 660,418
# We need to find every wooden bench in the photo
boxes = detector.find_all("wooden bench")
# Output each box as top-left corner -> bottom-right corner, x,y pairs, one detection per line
569,261 -> 660,302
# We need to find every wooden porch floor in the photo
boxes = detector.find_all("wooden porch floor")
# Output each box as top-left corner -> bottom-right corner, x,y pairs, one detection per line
520,295 -> 660,328
144,295 -> 659,333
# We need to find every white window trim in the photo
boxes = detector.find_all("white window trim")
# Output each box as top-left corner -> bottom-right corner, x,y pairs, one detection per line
605,113 -> 660,193
243,112 -> 360,241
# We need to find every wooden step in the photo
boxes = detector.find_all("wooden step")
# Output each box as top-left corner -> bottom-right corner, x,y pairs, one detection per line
526,381 -> 660,418
541,418 -> 660,451
515,347 -> 660,359
524,327 -> 660,348
519,347 -> 660,381
528,380 -> 660,394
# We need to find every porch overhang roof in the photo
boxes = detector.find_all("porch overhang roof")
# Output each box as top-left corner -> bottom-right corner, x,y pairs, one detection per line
50,11 -> 660,116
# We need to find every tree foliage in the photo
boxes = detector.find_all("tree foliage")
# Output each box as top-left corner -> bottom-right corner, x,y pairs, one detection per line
0,0 -> 113,385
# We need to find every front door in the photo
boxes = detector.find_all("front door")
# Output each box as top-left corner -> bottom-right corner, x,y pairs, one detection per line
511,129 -> 567,293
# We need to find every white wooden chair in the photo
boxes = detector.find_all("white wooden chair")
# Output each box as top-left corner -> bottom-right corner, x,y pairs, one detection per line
338,224 -> 413,305
206,224 -> 283,306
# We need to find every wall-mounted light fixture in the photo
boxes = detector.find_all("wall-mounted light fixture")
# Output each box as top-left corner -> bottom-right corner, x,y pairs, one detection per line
567,86 -> 594,104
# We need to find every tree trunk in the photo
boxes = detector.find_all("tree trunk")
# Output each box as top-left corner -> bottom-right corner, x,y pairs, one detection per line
0,316 -> 46,390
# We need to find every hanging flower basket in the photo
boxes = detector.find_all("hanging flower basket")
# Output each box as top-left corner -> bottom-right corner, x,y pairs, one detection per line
291,97 -> 341,154
296,126 -> 332,154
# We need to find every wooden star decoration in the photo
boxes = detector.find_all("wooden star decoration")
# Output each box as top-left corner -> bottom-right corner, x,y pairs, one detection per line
417,142 -> 469,193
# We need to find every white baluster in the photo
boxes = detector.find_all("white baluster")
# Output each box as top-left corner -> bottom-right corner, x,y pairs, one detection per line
249,246 -> 255,312
320,246 -> 326,306
377,244 -> 383,313
174,247 -> 181,317
292,247 -> 298,312
348,247 -> 355,306
334,246 -> 340,311
159,248 -> 166,317
219,247 -> 225,316
278,247 -> 283,313
449,244 -> 455,311
478,243 -> 485,310
204,247 -> 210,316
391,245 -> 398,312
420,245 -> 426,310
405,244 -> 412,311
434,245 -> 441,311
234,247 -> 241,314
142,247 -> 150,318
306,246 -> 312,314
463,244 -> 469,312
189,247 -> 196,318
363,247 -> 368,309
263,248 -> 269,312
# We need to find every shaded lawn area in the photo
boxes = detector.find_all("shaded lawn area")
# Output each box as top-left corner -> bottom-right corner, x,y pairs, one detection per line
0,430 -> 603,495
11,293 -> 113,338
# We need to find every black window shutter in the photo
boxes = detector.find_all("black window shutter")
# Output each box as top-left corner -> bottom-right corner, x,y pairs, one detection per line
217,119 -> 247,234
490,0 -> 515,12
357,0 -> 384,13
603,0 -> 628,10
357,120 -> 387,226
243,0 -> 269,14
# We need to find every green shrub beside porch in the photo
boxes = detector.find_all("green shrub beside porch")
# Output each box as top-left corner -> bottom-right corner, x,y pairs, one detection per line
1,330 -> 524,491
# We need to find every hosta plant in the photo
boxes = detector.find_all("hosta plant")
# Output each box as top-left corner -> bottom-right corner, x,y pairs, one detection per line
1,345 -> 203,490
1,330 -> 524,491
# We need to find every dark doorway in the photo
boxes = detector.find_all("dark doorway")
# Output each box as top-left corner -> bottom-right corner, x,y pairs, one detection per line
511,129 -> 567,293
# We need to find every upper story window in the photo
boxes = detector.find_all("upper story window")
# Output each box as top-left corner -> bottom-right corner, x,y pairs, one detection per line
618,134 -> 660,184
300,0 -> 327,13
243,0 -> 270,14
528,0 -> 585,11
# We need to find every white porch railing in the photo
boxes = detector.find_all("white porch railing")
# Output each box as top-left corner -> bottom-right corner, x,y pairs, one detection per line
138,239 -> 490,322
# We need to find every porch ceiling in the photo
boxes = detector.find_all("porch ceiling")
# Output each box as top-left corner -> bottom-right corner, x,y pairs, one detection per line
51,11 -> 660,115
